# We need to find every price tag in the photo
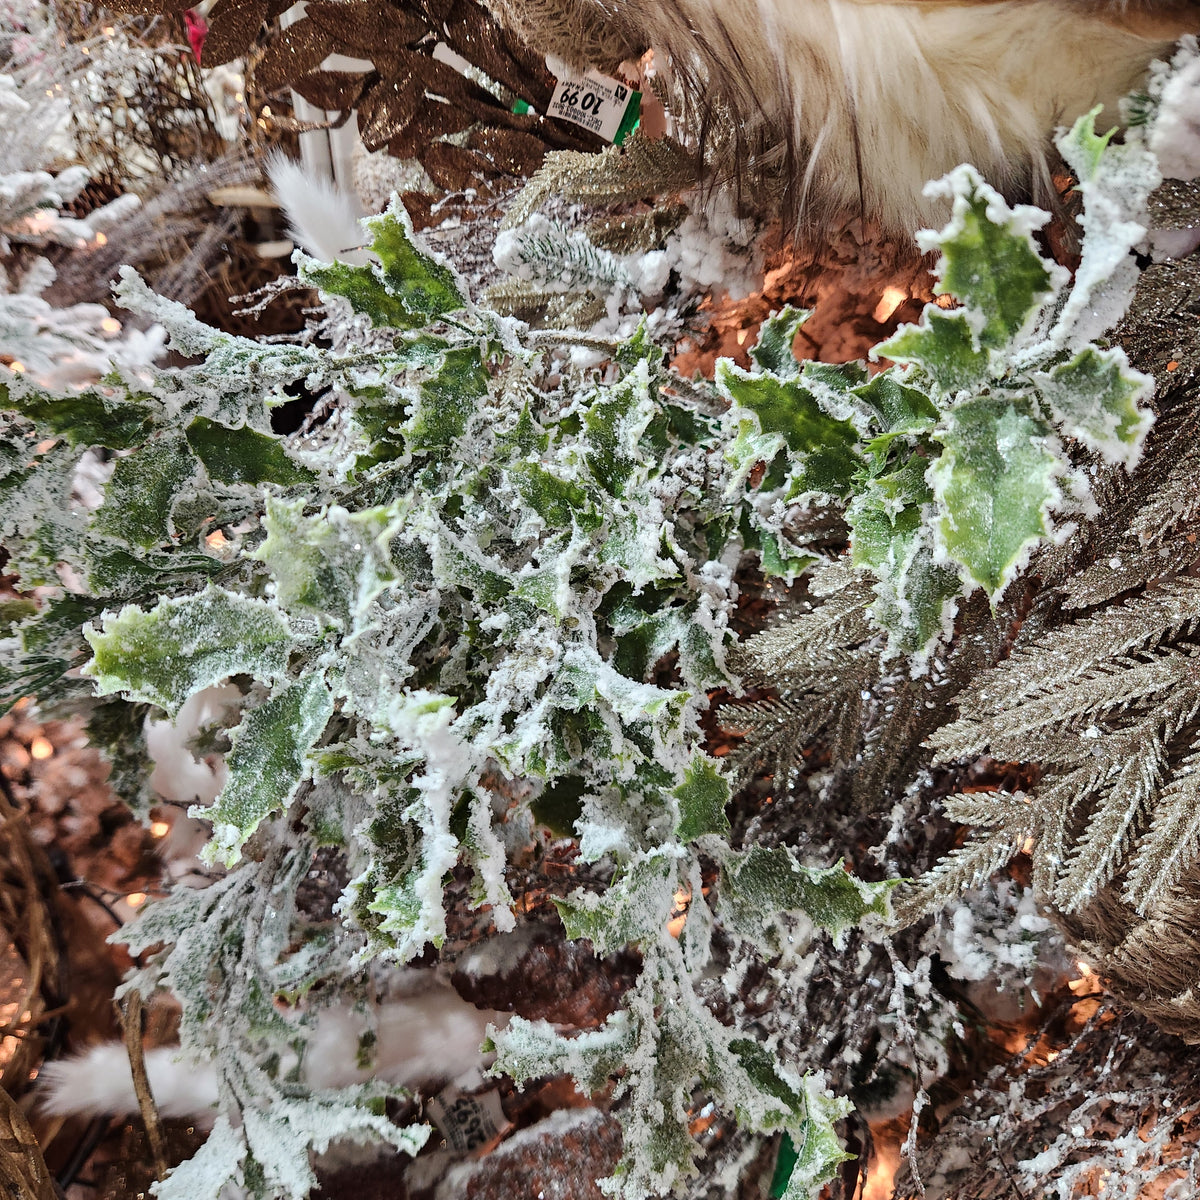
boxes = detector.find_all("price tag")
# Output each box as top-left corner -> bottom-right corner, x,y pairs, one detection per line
547,69 -> 641,144
426,1084 -> 511,1156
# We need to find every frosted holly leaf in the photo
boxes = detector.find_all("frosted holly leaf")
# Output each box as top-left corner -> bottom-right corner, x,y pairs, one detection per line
673,755 -> 731,842
240,1087 -> 428,1199
1031,345 -> 1153,469
851,373 -> 938,438
596,511 -> 679,589
203,674 -> 335,866
847,458 -> 962,657
508,461 -> 600,532
716,361 -> 863,499
776,1079 -> 855,1200
5,377 -> 155,448
553,849 -> 678,954
743,518 -> 820,582
922,164 -> 1064,348
0,444 -> 84,585
404,346 -> 490,452
928,396 -> 1063,598
300,197 -> 466,330
91,436 -> 199,550
83,586 -> 293,715
185,417 -> 316,487
749,306 -> 809,378
487,1012 -> 634,1097
719,847 -> 898,945
583,361 -> 656,498
867,533 -> 961,660
795,361 -> 872,430
875,308 -> 990,394
84,546 -> 222,598
1049,108 -> 1158,351
253,495 -> 405,631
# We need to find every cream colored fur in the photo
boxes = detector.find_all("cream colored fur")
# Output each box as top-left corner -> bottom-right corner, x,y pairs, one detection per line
494,0 -> 1189,231
657,0 -> 1182,228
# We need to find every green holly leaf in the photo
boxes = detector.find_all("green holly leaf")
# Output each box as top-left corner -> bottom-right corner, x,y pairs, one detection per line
367,199 -> 467,321
83,586 -> 293,714
6,381 -> 155,448
405,347 -> 490,452
720,847 -> 897,944
205,673 -> 335,866
928,396 -> 1062,597
750,307 -> 809,379
186,417 -> 315,487
552,849 -> 677,954
875,308 -> 990,393
1032,345 -> 1153,469
673,755 -> 731,842
300,199 -> 465,330
92,437 -> 199,550
847,458 -> 962,657
777,1079 -> 855,1200
850,373 -> 938,435
926,165 -> 1060,347
717,362 -> 863,498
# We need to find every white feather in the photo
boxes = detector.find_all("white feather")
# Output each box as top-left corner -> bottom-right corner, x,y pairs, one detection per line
266,154 -> 370,266
37,981 -> 503,1122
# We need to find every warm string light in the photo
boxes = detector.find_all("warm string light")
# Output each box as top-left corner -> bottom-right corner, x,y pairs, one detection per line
126,892 -> 148,908
872,285 -> 907,323
151,820 -> 170,838
29,736 -> 53,760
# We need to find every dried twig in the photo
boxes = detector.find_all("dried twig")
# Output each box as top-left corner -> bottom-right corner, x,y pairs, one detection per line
121,989 -> 169,1181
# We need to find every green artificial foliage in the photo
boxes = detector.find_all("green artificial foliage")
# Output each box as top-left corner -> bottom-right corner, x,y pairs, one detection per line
0,97 -> 1180,1200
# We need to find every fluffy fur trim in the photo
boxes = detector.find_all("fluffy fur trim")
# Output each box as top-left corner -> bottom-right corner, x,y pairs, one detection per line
37,984 -> 501,1122
488,0 -> 1193,232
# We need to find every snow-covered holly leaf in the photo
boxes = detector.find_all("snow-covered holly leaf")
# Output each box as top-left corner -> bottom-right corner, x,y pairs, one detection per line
719,847 -> 897,944
404,346 -> 490,452
185,417 -> 316,487
750,306 -> 809,379
92,436 -> 199,550
1032,345 -> 1153,469
5,379 -> 155,448
776,1079 -> 855,1200
253,495 -> 404,631
875,308 -> 989,393
847,457 -> 962,657
204,673 -> 335,866
717,362 -> 863,498
83,587 -> 293,714
552,848 -> 678,954
508,461 -> 599,532
928,396 -> 1062,597
584,362 -> 655,498
300,199 -> 466,330
673,756 -> 730,842
924,165 -> 1061,348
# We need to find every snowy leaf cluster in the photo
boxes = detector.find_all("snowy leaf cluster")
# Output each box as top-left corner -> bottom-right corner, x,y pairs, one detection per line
0,197 -> 892,1198
0,58 -> 160,390
722,111 -> 1157,664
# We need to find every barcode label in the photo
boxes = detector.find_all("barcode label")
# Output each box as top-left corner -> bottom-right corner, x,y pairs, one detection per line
547,69 -> 640,144
427,1085 -> 511,1155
